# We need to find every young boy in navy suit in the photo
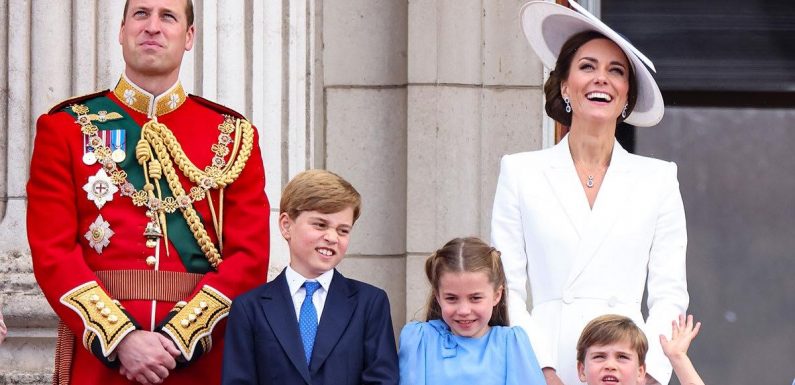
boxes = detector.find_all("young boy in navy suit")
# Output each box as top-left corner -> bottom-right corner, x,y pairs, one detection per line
222,169 -> 399,385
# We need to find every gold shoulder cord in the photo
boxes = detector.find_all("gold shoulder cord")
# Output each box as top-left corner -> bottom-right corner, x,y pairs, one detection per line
71,103 -> 253,269
137,118 -> 254,268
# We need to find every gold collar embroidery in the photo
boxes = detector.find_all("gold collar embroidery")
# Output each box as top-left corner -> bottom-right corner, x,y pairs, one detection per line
113,74 -> 187,117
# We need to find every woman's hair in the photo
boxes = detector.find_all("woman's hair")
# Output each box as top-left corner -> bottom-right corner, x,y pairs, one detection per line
543,30 -> 638,126
576,314 -> 648,365
424,237 -> 509,326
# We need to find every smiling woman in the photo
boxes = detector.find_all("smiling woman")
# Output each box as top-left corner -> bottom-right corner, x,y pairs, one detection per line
490,2 -> 689,385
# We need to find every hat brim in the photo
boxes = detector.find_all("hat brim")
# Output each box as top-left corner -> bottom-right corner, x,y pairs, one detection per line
520,1 -> 664,127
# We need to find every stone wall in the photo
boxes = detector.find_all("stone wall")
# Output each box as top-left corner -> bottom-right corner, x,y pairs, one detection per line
0,1 -> 319,382
0,0 -> 548,382
404,0 -> 545,320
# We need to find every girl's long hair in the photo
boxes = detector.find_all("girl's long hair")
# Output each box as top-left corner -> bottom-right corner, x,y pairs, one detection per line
424,237 -> 509,327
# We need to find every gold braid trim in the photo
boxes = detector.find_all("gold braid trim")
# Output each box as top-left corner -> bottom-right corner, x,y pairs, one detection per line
59,282 -> 136,357
161,285 -> 231,361
154,118 -> 254,188
142,124 -> 222,268
138,118 -> 253,268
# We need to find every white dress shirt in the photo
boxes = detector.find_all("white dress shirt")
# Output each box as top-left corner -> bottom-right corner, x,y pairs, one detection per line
285,265 -> 334,322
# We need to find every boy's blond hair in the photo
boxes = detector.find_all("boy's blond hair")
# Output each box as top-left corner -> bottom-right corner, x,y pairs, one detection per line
280,169 -> 362,223
577,314 -> 648,365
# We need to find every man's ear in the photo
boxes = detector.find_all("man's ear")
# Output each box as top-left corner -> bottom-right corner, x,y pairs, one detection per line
184,24 -> 195,51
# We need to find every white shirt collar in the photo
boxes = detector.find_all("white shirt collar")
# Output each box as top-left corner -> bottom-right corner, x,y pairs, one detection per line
285,265 -> 334,296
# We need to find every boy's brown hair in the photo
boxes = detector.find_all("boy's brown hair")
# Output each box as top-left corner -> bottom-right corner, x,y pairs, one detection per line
577,314 -> 648,365
280,169 -> 362,223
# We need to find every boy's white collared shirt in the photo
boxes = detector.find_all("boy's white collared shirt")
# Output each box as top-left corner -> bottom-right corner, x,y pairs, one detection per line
286,265 -> 334,322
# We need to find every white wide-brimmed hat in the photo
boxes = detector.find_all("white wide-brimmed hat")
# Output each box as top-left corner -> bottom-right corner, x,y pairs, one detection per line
520,0 -> 664,127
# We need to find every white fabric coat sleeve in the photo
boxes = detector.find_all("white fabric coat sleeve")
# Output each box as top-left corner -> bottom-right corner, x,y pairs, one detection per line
491,155 -> 555,370
643,162 -> 689,384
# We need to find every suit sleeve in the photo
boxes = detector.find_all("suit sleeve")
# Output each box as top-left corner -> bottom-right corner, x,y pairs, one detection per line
398,322 -> 426,385
643,162 -> 689,384
221,295 -> 259,385
28,113 -> 139,367
362,289 -> 399,385
490,155 -> 554,369
158,122 -> 271,363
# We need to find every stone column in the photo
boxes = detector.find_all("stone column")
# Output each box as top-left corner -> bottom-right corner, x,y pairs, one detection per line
318,0 -> 409,336
0,1 -> 313,382
405,0 -> 546,321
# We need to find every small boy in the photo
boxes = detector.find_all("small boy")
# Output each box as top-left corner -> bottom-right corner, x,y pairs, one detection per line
222,170 -> 399,385
576,314 -> 707,385
576,315 -> 648,385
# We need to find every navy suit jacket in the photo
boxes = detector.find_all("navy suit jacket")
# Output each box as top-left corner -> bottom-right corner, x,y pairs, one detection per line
221,269 -> 399,385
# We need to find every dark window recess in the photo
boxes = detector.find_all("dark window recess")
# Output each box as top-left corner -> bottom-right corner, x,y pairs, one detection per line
602,0 -> 795,96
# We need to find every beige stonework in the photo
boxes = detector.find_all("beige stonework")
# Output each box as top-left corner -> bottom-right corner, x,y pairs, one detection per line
336,254 -> 407,338
405,0 -> 545,319
325,88 -> 408,256
1,1 -> 546,381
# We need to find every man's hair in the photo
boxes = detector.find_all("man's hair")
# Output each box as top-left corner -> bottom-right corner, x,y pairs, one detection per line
123,0 -> 195,27
280,169 -> 362,224
576,314 -> 648,365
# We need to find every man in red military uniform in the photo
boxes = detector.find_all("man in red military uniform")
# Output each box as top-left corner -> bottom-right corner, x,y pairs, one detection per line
27,0 -> 270,384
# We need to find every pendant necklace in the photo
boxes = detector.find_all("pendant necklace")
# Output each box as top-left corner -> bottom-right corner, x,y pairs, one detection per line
576,162 -> 607,189
586,175 -> 595,188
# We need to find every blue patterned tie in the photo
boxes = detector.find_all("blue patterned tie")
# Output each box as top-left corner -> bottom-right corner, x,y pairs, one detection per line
299,281 -> 321,366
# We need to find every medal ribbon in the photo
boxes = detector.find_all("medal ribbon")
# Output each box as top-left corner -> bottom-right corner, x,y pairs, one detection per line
65,96 -> 212,274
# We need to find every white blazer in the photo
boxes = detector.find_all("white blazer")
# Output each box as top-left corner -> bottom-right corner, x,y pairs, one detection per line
491,135 -> 688,385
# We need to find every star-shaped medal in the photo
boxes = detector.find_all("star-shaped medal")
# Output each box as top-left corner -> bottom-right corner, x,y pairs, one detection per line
85,215 -> 114,254
82,169 -> 119,209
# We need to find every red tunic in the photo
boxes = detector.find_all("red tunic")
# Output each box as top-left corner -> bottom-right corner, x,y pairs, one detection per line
27,80 -> 270,385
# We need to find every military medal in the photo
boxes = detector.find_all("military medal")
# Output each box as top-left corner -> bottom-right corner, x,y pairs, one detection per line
96,110 -> 110,123
85,215 -> 114,254
82,169 -> 119,209
82,151 -> 97,165
143,219 -> 163,248
110,129 -> 126,163
82,135 -> 97,165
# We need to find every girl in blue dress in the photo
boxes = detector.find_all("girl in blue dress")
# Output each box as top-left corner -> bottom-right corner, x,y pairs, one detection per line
398,237 -> 546,385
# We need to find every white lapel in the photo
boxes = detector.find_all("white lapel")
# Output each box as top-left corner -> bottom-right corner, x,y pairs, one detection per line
542,135 -> 591,239
564,139 -> 639,287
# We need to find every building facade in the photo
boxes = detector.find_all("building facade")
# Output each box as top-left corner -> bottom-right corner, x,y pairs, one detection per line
0,1 -> 548,382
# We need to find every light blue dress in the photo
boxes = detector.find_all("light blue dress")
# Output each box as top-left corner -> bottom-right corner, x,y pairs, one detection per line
398,319 -> 546,385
